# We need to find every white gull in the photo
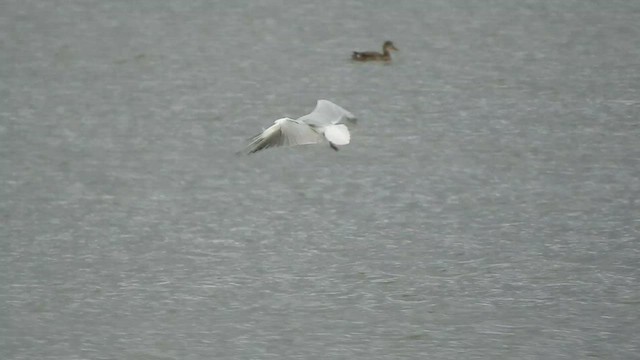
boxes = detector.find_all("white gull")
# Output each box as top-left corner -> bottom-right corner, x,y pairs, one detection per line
242,100 -> 357,154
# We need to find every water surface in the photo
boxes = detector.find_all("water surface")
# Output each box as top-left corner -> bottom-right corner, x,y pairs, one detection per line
2,1 -> 639,359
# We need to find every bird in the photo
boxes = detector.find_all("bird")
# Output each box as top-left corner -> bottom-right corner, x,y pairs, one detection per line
242,100 -> 357,154
352,41 -> 398,62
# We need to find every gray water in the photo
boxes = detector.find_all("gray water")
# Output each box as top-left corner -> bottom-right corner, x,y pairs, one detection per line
1,1 -> 639,359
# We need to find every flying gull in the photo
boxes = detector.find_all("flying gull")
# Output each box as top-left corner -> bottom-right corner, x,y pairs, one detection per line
242,100 -> 357,154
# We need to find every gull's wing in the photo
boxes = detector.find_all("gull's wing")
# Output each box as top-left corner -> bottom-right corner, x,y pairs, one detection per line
244,118 -> 323,154
297,100 -> 357,127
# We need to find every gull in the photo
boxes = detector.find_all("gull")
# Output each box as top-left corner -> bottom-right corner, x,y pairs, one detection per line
242,100 -> 357,154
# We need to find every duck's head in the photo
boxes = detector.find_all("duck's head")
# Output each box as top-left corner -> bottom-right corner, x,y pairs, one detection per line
383,41 -> 398,52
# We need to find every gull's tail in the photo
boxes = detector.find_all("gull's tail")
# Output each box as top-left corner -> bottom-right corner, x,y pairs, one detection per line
323,124 -> 350,146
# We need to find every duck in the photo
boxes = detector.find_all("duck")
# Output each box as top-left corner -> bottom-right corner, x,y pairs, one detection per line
352,41 -> 398,62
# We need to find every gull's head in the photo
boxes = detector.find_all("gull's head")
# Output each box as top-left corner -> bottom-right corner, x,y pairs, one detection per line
383,41 -> 398,52
274,118 -> 291,126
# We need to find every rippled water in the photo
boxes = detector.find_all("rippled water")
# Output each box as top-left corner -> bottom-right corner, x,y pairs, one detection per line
2,1 -> 639,359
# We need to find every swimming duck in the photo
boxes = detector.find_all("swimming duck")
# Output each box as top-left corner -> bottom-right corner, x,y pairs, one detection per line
352,41 -> 398,62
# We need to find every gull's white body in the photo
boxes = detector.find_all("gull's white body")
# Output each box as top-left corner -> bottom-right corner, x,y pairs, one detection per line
243,100 -> 357,154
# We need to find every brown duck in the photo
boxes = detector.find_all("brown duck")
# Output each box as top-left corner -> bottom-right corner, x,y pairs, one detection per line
352,41 -> 398,62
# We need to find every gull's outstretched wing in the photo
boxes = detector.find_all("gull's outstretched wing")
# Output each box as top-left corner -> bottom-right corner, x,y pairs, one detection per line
244,118 -> 323,154
298,100 -> 357,127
